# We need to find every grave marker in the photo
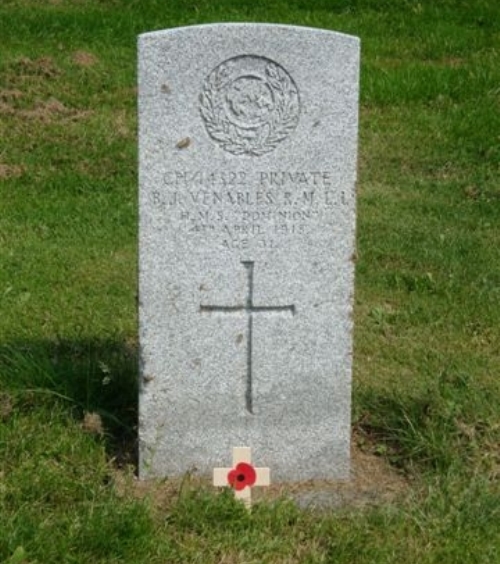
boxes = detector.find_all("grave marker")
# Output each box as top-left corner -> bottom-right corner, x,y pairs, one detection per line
213,446 -> 270,508
138,23 -> 360,481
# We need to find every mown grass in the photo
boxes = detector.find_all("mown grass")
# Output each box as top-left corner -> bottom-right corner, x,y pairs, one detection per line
1,0 -> 500,562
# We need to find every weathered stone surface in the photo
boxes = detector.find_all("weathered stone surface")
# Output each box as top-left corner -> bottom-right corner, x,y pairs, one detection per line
138,23 -> 360,481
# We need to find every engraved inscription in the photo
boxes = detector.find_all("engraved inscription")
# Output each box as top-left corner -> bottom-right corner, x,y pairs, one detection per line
199,55 -> 300,156
152,168 -> 350,250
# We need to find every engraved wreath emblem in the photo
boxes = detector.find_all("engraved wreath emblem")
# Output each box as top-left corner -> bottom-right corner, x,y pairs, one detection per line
199,55 -> 300,156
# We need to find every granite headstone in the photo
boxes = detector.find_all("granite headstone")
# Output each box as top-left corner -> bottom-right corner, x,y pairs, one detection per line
138,24 -> 360,481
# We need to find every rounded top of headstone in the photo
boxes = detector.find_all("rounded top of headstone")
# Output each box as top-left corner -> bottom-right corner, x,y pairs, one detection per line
138,23 -> 360,45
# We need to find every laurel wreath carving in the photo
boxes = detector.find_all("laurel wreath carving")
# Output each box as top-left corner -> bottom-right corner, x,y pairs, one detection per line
199,58 -> 300,156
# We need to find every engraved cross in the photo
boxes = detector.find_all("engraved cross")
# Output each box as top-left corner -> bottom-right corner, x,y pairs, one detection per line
200,261 -> 295,414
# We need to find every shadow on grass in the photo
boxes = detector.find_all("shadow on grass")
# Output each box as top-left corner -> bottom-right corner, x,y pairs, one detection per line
3,341 -> 498,482
0,339 -> 138,470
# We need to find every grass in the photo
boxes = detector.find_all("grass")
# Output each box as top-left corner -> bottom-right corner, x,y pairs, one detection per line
1,0 -> 500,562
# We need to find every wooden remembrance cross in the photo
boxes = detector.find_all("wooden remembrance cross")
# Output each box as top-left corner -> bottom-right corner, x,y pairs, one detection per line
213,446 -> 271,508
200,260 -> 295,414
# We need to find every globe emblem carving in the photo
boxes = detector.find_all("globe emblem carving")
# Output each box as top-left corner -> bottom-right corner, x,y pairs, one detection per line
226,76 -> 274,127
199,55 -> 300,156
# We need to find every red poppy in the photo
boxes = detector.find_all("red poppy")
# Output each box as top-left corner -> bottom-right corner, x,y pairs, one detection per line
227,462 -> 257,491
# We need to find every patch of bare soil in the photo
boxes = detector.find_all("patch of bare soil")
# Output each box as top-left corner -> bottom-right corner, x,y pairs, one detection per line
17,98 -> 92,123
81,411 -> 104,436
0,393 -> 14,421
275,444 -> 409,511
113,109 -> 132,138
72,51 -> 98,68
0,85 -> 92,123
15,56 -> 61,78
0,90 -> 23,116
0,163 -> 25,179
114,438 -> 409,513
0,89 -> 23,102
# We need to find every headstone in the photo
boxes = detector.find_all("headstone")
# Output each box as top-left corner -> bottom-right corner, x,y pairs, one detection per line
138,23 -> 360,481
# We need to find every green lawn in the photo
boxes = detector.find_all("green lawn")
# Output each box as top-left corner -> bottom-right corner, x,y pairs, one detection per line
1,1 -> 500,562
